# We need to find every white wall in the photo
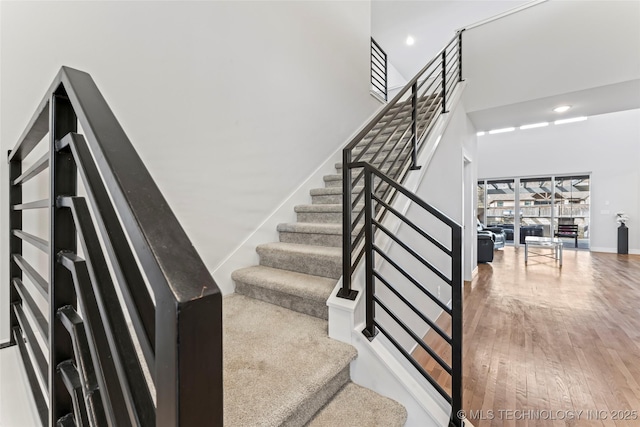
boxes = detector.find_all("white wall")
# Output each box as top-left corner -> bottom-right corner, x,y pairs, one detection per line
477,109 -> 640,253
0,1 -> 379,342
386,59 -> 408,99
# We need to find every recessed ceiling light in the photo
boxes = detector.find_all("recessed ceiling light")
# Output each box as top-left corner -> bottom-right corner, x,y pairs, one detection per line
553,105 -> 571,113
489,127 -> 516,134
406,36 -> 415,46
477,131 -> 486,136
520,122 -> 549,130
554,116 -> 588,125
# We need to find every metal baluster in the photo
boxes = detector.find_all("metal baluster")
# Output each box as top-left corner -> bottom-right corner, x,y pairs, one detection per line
8,151 -> 22,346
442,50 -> 448,114
338,150 -> 358,299
450,225 -> 463,427
458,31 -> 464,82
49,89 -> 78,425
383,48 -> 388,101
362,166 -> 377,339
410,82 -> 421,170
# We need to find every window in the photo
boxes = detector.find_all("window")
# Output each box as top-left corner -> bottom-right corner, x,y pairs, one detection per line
478,175 -> 590,248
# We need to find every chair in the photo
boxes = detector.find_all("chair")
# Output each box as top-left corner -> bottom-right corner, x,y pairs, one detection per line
477,221 -> 507,263
477,232 -> 495,263
478,221 -> 506,249
520,225 -> 544,244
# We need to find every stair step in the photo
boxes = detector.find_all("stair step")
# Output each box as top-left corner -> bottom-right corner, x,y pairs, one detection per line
223,294 -> 356,426
323,174 -> 342,187
294,204 -> 363,223
310,186 -> 364,196
354,143 -> 409,157
310,186 -> 364,204
324,168 -> 402,190
385,94 -> 440,114
366,125 -> 404,139
335,161 -> 404,176
366,114 -> 434,141
362,131 -> 410,146
335,161 -> 395,170
335,162 -> 408,172
277,222 -> 343,247
232,265 -> 336,319
308,382 -> 408,427
295,204 -> 342,223
257,242 -> 342,279
373,117 -> 410,130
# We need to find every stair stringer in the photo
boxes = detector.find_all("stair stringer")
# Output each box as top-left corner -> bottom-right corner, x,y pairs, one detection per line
327,82 -> 467,427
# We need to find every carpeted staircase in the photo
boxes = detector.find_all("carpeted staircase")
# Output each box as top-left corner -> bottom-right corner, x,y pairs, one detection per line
225,96 -> 439,426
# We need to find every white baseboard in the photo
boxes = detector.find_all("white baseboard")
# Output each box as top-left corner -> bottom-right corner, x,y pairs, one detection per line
590,247 -> 640,255
590,247 -> 614,253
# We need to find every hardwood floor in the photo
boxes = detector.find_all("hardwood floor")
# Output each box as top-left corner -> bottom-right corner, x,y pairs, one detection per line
417,247 -> 640,427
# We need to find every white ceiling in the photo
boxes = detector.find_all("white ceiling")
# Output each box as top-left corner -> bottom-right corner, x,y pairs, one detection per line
371,0 -> 531,80
372,0 -> 640,131
468,80 -> 640,132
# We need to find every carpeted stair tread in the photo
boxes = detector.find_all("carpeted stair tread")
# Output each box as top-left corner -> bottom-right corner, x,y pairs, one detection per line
354,143 -> 408,154
323,175 -> 342,187
257,242 -> 342,278
294,204 -> 363,223
277,222 -> 362,236
223,294 -> 357,426
277,222 -> 343,235
307,382 -> 408,427
323,174 -> 342,182
277,222 -> 363,247
294,204 -> 358,213
335,160 -> 407,171
232,265 -> 335,318
309,186 -> 363,196
309,186 -> 365,204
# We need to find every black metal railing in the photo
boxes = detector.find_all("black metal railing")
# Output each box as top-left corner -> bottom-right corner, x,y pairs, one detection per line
339,31 -> 464,427
358,163 -> 463,427
340,31 -> 463,299
7,67 -> 222,426
371,38 -> 388,101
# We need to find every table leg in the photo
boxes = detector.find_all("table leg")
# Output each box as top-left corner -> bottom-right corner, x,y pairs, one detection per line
525,242 -> 528,264
559,244 -> 563,267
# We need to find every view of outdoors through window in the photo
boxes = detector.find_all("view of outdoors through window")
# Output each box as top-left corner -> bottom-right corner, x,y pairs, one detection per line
478,176 -> 590,249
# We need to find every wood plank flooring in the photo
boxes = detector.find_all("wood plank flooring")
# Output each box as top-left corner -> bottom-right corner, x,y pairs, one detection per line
416,247 -> 640,427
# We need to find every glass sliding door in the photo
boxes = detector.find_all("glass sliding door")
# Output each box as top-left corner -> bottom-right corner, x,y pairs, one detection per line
477,181 -> 486,224
554,175 -> 590,249
485,179 -> 516,242
519,177 -> 553,243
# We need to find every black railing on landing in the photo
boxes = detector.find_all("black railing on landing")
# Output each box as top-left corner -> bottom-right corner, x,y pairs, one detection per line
371,37 -> 388,101
6,67 -> 222,426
